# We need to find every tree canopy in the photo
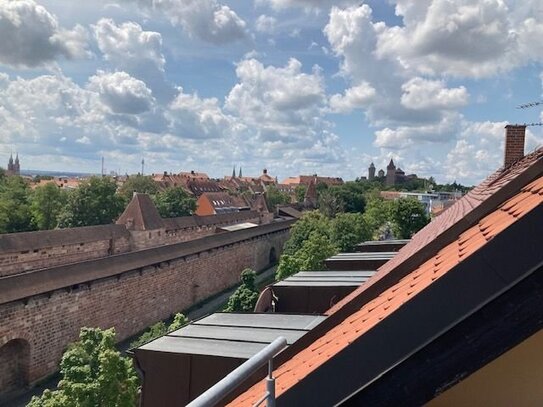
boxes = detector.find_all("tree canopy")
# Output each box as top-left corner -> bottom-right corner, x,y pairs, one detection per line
30,183 -> 67,230
57,177 -> 125,228
28,327 -> 139,407
265,185 -> 291,212
0,176 -> 33,233
118,175 -> 159,203
153,186 -> 196,218
130,313 -> 188,348
388,197 -> 430,239
224,268 -> 260,312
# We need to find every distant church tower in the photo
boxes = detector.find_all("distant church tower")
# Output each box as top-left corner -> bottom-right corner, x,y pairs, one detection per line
368,162 -> 376,181
6,153 -> 20,176
386,159 -> 396,186
14,153 -> 20,175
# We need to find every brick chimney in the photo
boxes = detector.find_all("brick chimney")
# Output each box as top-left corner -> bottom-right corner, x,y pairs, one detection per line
504,125 -> 526,167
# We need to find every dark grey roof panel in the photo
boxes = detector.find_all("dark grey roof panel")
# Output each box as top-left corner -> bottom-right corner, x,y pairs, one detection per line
170,325 -> 306,345
274,281 -> 367,287
194,313 -> 326,330
140,336 -> 267,358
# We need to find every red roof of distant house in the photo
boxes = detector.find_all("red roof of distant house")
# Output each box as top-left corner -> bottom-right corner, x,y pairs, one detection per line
230,175 -> 543,405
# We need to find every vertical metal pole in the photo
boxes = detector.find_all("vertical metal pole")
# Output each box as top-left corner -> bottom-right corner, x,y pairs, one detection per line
266,359 -> 275,407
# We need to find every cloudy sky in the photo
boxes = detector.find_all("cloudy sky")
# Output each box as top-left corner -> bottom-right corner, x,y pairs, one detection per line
1,0 -> 543,184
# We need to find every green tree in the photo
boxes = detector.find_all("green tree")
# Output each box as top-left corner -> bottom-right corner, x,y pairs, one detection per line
130,313 -> 188,348
118,175 -> 159,203
388,198 -> 430,239
330,213 -> 372,252
265,185 -> 291,212
57,177 -> 124,228
294,184 -> 307,203
318,189 -> 344,218
30,183 -> 67,230
0,176 -> 33,233
276,231 -> 338,280
153,186 -> 196,218
28,328 -> 139,407
283,211 -> 331,256
224,269 -> 260,312
362,193 -> 392,238
328,182 -> 367,213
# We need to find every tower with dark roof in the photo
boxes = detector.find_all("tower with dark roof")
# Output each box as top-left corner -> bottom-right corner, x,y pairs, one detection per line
14,153 -> 20,175
368,162 -> 376,181
232,165 -> 236,179
386,159 -> 396,186
239,167 -> 242,178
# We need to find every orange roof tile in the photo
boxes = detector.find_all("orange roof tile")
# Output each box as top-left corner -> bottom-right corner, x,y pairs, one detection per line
228,175 -> 543,406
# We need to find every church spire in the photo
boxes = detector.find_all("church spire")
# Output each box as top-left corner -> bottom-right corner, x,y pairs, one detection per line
239,166 -> 242,177
232,165 -> 236,178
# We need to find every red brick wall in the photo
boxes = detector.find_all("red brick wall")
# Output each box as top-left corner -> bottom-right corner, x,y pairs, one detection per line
0,228 -> 288,395
0,237 -> 131,277
504,125 -> 526,167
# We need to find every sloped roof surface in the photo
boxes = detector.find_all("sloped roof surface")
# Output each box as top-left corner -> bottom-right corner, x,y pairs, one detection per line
116,193 -> 163,230
202,192 -> 248,209
230,175 -> 543,406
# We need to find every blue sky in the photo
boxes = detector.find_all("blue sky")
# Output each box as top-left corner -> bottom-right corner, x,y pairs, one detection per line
0,0 -> 542,184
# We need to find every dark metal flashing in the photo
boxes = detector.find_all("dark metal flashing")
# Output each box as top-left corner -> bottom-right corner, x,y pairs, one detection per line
342,268 -> 543,406
355,240 -> 409,253
324,253 -> 395,271
0,220 -> 294,305
276,206 -> 543,406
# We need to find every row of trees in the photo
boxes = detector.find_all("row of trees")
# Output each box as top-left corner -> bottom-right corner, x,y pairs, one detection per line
275,192 -> 429,280
0,175 -> 196,234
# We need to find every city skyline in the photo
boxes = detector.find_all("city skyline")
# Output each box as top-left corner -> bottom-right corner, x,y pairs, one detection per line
1,1 -> 543,184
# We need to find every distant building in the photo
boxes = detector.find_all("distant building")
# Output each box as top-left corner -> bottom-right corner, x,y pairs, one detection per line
6,153 -> 20,176
368,162 -> 376,181
282,175 -> 344,187
364,159 -> 419,186
195,192 -> 250,216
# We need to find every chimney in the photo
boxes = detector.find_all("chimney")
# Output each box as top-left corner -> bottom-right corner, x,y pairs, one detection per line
191,170 -> 195,175
263,169 -> 267,174
504,125 -> 526,167
163,171 -> 167,176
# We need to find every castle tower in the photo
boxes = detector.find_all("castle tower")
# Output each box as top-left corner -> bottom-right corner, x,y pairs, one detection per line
386,159 -> 396,186
368,162 -> 376,181
378,169 -> 385,178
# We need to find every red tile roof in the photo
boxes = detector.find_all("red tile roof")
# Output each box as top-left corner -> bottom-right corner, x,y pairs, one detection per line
229,175 -> 543,405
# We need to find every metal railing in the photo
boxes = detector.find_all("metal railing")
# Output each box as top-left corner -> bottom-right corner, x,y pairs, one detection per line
186,336 -> 287,407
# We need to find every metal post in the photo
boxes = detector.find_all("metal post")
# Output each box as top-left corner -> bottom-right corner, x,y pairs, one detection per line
266,358 -> 275,407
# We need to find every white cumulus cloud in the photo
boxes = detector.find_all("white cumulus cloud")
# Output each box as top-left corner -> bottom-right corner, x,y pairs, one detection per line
255,14 -> 276,34
400,77 -> 469,111
0,0 -> 89,68
87,71 -> 155,114
129,0 -> 247,44
329,82 -> 376,114
93,18 -> 165,71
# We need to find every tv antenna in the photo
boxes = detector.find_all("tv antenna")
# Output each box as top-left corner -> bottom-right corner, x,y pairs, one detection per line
516,101 -> 543,109
513,100 -> 543,127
